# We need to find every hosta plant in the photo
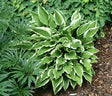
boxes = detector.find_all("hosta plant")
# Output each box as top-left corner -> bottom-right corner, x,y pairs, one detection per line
28,5 -> 99,94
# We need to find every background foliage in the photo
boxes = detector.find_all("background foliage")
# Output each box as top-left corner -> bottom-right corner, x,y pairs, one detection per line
42,0 -> 112,37
0,0 -> 40,95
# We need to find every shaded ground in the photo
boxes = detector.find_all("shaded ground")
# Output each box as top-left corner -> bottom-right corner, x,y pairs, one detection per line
34,24 -> 112,96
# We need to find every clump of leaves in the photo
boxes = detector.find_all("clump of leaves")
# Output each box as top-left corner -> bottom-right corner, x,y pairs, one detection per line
0,49 -> 41,96
0,73 -> 12,96
0,78 -> 33,96
11,58 -> 41,87
27,5 -> 99,94
2,49 -> 26,68
8,80 -> 34,96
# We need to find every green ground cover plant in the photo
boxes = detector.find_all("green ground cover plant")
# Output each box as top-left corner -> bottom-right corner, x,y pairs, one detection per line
0,1 -> 39,95
0,49 -> 41,96
9,0 -> 38,20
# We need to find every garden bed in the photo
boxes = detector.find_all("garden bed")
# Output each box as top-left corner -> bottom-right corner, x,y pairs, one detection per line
33,23 -> 112,96
0,1 -> 112,96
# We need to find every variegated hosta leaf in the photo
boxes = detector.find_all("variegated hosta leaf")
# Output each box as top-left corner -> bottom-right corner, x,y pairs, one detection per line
70,80 -> 77,89
38,4 -> 48,25
54,10 -> 66,26
81,51 -> 93,58
64,61 -> 73,74
70,10 -> 81,30
36,77 -> 49,88
87,21 -> 97,29
90,55 -> 98,63
52,34 -> 60,41
84,27 -> 98,38
82,37 -> 94,45
63,76 -> 69,91
87,47 -> 99,53
40,57 -> 52,64
77,21 -> 97,37
55,63 -> 62,71
83,72 -> 92,83
74,75 -> 82,86
83,66 -> 92,75
76,45 -> 85,53
51,49 -> 62,58
31,11 -> 43,26
83,59 -> 91,70
54,83 -> 63,95
70,17 -> 81,30
31,40 -> 55,49
58,10 -> 66,26
30,34 -> 45,41
66,70 -> 76,81
65,50 -> 77,60
38,46 -> 53,55
36,70 -> 49,87
90,55 -> 98,59
53,68 -> 64,79
42,40 -> 56,47
77,23 -> 89,36
49,14 -> 56,28
52,77 -> 63,94
48,69 -> 54,80
63,41 -> 71,48
55,44 -> 63,50
31,27 -> 52,38
91,59 -> 98,63
74,64 -> 83,77
56,57 -> 66,65
83,42 -> 94,48
41,70 -> 49,80
59,37 -> 69,43
71,9 -> 80,21
30,43 -> 42,50
71,39 -> 81,49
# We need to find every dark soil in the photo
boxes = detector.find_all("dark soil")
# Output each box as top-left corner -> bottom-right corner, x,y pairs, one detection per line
33,24 -> 112,96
